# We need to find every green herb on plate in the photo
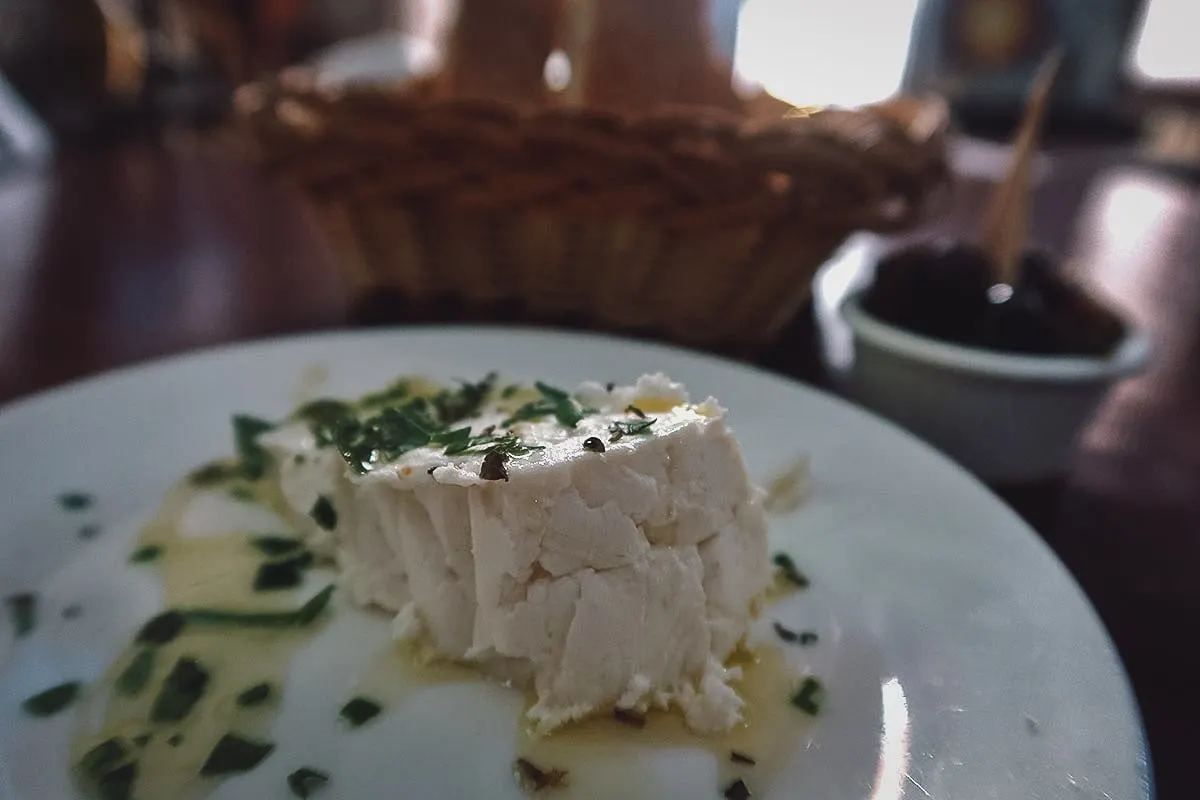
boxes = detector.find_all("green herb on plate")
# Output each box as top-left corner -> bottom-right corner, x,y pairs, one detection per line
608,418 -> 655,443
730,751 -> 756,766
78,738 -> 129,779
309,496 -> 337,531
150,657 -> 209,723
96,761 -> 136,800
136,611 -> 186,645
287,767 -> 331,798
790,676 -> 825,716
22,681 -> 81,717
772,552 -> 809,589
253,551 -> 314,592
5,592 -> 36,637
188,461 -> 239,487
115,649 -> 156,696
232,415 -> 275,480
339,697 -> 382,728
199,734 -> 275,776
236,682 -> 272,708
129,545 -> 162,564
181,585 -> 334,629
58,492 -> 93,511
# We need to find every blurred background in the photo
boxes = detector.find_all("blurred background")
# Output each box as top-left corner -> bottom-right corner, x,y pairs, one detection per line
0,2 -> 1197,797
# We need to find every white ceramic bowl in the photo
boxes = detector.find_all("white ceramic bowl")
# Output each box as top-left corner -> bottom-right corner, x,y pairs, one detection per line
815,237 -> 1152,482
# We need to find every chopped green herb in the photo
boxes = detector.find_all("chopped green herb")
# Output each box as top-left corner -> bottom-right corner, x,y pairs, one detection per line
22,681 -> 81,716
501,384 -> 522,399
5,592 -> 36,637
608,418 -> 655,442
167,733 -> 183,747
181,585 -> 335,629
339,697 -> 382,728
150,657 -> 209,723
790,676 -> 825,716
250,535 -> 303,556
772,553 -> 809,589
480,451 -> 509,481
199,734 -> 275,776
309,496 -> 337,530
723,777 -> 751,800
78,738 -> 129,778
132,734 -> 151,747
798,631 -> 819,646
431,373 -> 497,424
504,382 -> 587,429
78,524 -> 100,539
254,551 -> 314,592
625,405 -> 646,418
115,649 -> 156,696
58,492 -> 93,511
130,545 -> 162,564
359,378 -> 412,409
229,485 -> 256,502
294,398 -> 355,427
236,682 -> 272,707
287,767 -> 331,798
582,437 -> 606,453
514,757 -> 568,792
730,751 -> 756,766
96,760 -> 136,800
772,621 -> 798,643
136,611 -> 186,645
62,603 -> 83,620
613,707 -> 646,728
189,461 -> 239,487
233,415 -> 275,480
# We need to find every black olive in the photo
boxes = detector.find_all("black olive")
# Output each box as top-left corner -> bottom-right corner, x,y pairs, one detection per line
582,437 -> 605,453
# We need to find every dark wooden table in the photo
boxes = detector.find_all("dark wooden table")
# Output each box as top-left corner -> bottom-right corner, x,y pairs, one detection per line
1,133 -> 1196,798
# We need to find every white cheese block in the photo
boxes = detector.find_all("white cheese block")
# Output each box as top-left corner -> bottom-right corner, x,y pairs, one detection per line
264,374 -> 770,733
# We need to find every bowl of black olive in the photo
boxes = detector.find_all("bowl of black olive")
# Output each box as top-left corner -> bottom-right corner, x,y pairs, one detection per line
819,236 -> 1152,481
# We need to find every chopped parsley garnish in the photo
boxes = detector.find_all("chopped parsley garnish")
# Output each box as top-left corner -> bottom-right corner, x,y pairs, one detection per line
772,553 -> 809,588
188,461 -> 239,487
235,682 -> 272,707
115,649 -> 156,696
233,415 -> 275,480
501,383 -> 522,399
150,657 -> 209,722
5,592 -> 36,637
773,621 -> 817,644
58,492 -> 93,511
96,761 -> 136,800
78,524 -> 100,539
229,485 -> 256,502
129,545 -> 162,564
790,676 -> 825,716
504,382 -> 587,429
582,437 -> 606,453
309,496 -> 338,530
181,585 -> 334,629
22,681 -> 81,716
250,535 -> 304,556
431,373 -> 497,424
199,734 -> 275,776
136,611 -> 186,645
613,707 -> 646,728
724,777 -> 751,800
254,551 -> 314,591
730,751 -> 756,766
625,405 -> 646,418
78,738 -> 129,779
359,378 -> 412,409
514,757 -> 568,792
608,418 -> 655,442
339,697 -> 382,728
294,398 -> 355,427
288,767 -> 331,798
480,451 -> 509,481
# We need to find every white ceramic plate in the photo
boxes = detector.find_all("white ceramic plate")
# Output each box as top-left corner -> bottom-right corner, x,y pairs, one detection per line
0,329 -> 1150,799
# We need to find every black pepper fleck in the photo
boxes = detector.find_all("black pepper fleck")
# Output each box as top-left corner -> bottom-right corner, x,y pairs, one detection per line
730,751 -> 757,766
724,777 -> 752,800
480,451 -> 509,481
582,437 -> 606,453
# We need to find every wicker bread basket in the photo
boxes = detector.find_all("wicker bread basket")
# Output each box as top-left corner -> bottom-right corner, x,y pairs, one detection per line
236,73 -> 949,348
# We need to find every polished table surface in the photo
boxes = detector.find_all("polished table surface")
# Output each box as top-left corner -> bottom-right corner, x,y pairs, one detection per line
0,133 -> 1196,798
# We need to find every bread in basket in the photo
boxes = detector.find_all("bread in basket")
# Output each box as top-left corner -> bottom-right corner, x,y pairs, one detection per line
236,0 -> 950,349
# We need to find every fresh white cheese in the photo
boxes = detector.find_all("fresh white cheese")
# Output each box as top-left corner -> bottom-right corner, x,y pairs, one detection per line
264,374 -> 770,734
